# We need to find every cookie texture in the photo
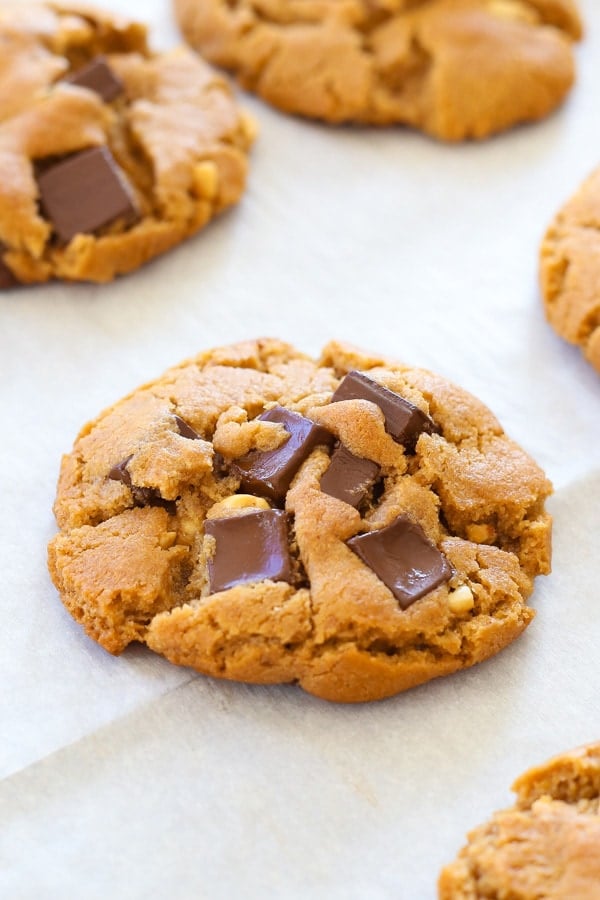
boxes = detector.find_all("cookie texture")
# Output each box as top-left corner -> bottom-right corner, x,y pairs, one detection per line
438,742 -> 600,899
48,339 -> 552,702
175,0 -> 581,140
0,2 -> 254,286
541,166 -> 600,374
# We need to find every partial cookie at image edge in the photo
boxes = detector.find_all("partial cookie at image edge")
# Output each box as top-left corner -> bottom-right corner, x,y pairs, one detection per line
438,742 -> 600,899
0,1 -> 255,286
174,0 -> 582,140
540,165 -> 600,374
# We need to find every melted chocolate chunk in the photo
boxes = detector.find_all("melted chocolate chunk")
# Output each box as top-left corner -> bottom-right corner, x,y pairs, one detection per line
231,407 -> 334,502
320,445 -> 380,508
36,146 -> 138,244
205,509 -> 292,593
174,415 -> 200,440
347,515 -> 452,609
331,371 -> 439,450
108,456 -> 175,514
64,57 -> 124,102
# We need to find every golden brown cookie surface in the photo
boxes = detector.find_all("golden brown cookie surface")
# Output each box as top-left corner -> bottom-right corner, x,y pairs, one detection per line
48,339 -> 552,702
541,166 -> 600,374
438,742 -> 600,899
0,2 -> 254,286
175,0 -> 581,140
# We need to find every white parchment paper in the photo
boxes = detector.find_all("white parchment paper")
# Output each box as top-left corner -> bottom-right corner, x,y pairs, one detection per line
2,1 -> 600,897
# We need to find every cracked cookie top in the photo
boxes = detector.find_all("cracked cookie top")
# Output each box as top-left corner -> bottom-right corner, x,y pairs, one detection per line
48,339 -> 552,702
439,742 -> 600,899
0,2 -> 255,287
540,165 -> 600,375
174,0 -> 581,140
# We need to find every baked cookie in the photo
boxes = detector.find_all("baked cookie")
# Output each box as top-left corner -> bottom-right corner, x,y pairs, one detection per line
540,166 -> 600,374
0,2 -> 255,286
48,339 -> 552,703
438,742 -> 600,899
174,0 -> 582,140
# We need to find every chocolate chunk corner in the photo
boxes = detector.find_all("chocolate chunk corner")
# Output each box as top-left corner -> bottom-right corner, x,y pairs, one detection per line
108,455 -> 175,514
331,371 -> 439,450
64,56 -> 124,103
205,508 -> 292,593
231,406 -> 334,502
36,146 -> 138,244
347,514 -> 452,609
0,256 -> 20,289
320,445 -> 379,508
174,415 -> 200,440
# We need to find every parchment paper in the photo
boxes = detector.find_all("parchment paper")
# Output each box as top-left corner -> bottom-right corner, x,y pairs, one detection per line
2,1 -> 600,896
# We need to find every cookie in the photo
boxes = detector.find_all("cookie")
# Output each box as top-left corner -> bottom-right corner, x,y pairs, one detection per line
47,339 -> 552,703
438,742 -> 600,899
0,2 -> 255,286
174,0 -> 581,140
540,166 -> 600,374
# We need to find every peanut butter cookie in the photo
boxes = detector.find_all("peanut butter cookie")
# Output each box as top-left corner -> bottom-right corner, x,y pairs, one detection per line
439,742 -> 600,899
541,166 -> 600,374
0,2 -> 254,286
48,339 -> 552,702
174,0 -> 581,140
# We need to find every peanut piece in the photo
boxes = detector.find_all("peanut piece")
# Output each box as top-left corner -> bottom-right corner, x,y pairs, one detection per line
448,585 -> 475,614
208,494 -> 270,519
193,161 -> 219,201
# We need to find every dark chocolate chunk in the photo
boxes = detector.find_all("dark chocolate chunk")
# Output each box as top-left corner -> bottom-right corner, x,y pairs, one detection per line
320,445 -> 380,508
0,255 -> 20,289
108,455 -> 175,514
231,406 -> 334,502
174,415 -> 200,440
108,456 -> 133,485
64,56 -> 124,102
36,146 -> 138,244
330,371 -> 439,450
347,514 -> 452,609
205,509 -> 292,593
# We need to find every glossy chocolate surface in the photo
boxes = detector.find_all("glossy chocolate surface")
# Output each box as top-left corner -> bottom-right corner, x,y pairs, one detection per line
232,406 -> 334,502
205,509 -> 292,593
347,514 -> 452,608
65,57 -> 124,102
37,146 -> 138,243
331,371 -> 439,450
320,445 -> 379,508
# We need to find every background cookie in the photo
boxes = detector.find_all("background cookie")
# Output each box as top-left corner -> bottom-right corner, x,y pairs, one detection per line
48,338 -> 552,703
540,165 -> 600,374
438,742 -> 600,899
174,0 -> 582,140
0,2 -> 255,286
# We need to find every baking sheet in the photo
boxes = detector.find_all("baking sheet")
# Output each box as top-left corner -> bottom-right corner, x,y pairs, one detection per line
2,1 -> 600,896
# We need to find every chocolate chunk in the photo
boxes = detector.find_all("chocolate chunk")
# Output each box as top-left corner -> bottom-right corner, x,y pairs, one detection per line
205,509 -> 292,593
37,146 -> 138,244
231,407 -> 334,502
108,456 -> 133,485
64,57 -> 124,102
347,514 -> 452,609
0,256 -> 20,289
108,456 -> 175,514
331,371 -> 439,450
174,415 -> 200,440
320,445 -> 379,508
